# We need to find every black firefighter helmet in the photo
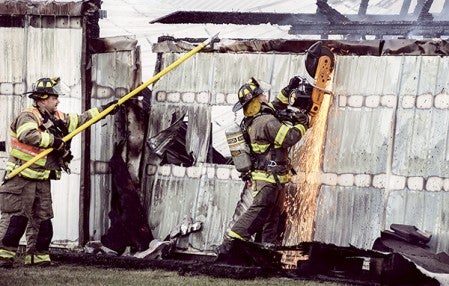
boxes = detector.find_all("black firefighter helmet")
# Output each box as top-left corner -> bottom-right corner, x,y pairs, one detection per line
232,77 -> 264,112
24,77 -> 61,100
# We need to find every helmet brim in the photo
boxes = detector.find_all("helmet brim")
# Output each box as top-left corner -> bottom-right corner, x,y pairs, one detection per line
23,91 -> 60,100
23,91 -> 59,95
232,101 -> 244,112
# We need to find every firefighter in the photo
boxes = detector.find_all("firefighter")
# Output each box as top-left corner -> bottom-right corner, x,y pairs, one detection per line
0,77 -> 117,267
219,76 -> 309,259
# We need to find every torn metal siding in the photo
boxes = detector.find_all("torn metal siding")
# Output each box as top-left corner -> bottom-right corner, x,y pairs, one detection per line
90,36 -> 141,241
143,50 -> 313,253
144,166 -> 244,251
148,38 -> 449,256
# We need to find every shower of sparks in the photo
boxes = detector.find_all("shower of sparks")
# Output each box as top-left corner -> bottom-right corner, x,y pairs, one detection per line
282,73 -> 334,266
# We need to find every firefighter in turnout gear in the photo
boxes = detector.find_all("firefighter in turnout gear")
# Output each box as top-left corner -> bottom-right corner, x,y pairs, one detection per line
218,77 -> 309,261
0,77 -> 117,267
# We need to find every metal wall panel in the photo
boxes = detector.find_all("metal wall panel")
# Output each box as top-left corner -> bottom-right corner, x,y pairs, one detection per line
323,107 -> 393,174
143,52 -> 312,252
144,164 -> 244,252
315,55 -> 449,253
146,49 -> 449,255
90,46 -> 140,240
314,186 -> 384,249
0,27 -> 27,179
386,189 -> 449,252
0,22 -> 84,243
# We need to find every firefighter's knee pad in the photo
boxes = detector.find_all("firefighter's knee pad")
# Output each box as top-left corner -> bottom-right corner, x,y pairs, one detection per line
36,219 -> 53,252
2,215 -> 28,248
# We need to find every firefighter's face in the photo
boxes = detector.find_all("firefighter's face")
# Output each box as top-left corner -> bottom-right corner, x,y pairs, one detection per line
39,95 -> 60,114
259,93 -> 268,103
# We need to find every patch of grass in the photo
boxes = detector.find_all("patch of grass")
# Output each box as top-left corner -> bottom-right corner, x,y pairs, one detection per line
0,264 -> 346,286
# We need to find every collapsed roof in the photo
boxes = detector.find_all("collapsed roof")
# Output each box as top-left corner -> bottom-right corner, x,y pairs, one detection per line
150,0 -> 449,39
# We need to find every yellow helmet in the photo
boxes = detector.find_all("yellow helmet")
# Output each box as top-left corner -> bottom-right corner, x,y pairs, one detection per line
24,77 -> 61,100
232,78 -> 264,112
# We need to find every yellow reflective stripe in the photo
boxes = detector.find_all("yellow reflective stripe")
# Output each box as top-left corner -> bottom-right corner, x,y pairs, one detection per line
10,149 -> 46,166
227,230 -> 246,241
274,125 -> 289,147
67,113 -> 78,133
251,142 -> 270,153
17,122 -> 38,138
88,107 -> 100,118
19,168 -> 51,180
251,171 -> 291,184
25,254 -> 51,265
40,132 -> 51,148
0,249 -> 15,259
5,162 -> 51,179
294,124 -> 307,137
276,91 -> 289,104
5,161 -> 16,171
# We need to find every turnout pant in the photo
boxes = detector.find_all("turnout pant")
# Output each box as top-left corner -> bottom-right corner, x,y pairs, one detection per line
230,180 -> 286,245
0,176 -> 54,254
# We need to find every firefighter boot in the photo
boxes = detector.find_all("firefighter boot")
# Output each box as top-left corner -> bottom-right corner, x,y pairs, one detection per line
25,219 -> 53,266
0,248 -> 15,268
214,236 -> 235,263
25,253 -> 51,266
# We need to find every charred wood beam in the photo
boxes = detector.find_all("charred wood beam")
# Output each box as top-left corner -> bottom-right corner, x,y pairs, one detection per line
358,0 -> 369,16
288,21 -> 449,37
316,0 -> 349,23
400,0 -> 412,16
443,0 -> 449,14
0,15 -> 24,27
414,0 -> 434,21
150,11 -> 318,25
150,11 -> 449,24
150,11 -> 449,38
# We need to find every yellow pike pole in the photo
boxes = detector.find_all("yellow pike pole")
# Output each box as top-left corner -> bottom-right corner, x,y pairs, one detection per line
5,33 -> 219,181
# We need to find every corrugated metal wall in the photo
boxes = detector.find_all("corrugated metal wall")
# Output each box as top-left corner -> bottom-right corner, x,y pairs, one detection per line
0,2 -> 141,247
315,55 -> 449,252
142,52 -> 314,253
89,40 -> 141,241
0,18 -> 85,243
143,46 -> 449,254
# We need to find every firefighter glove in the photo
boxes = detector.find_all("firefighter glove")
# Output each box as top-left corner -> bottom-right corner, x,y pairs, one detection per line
287,76 -> 301,90
101,99 -> 119,115
281,76 -> 302,99
52,136 -> 65,150
291,110 -> 309,128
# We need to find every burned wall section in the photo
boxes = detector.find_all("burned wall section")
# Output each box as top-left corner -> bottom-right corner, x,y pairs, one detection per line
142,48 -> 318,254
89,36 -> 143,242
144,38 -> 449,257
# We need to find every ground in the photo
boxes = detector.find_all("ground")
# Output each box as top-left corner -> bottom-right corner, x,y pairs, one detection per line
0,250 -> 356,286
0,264 -> 351,286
